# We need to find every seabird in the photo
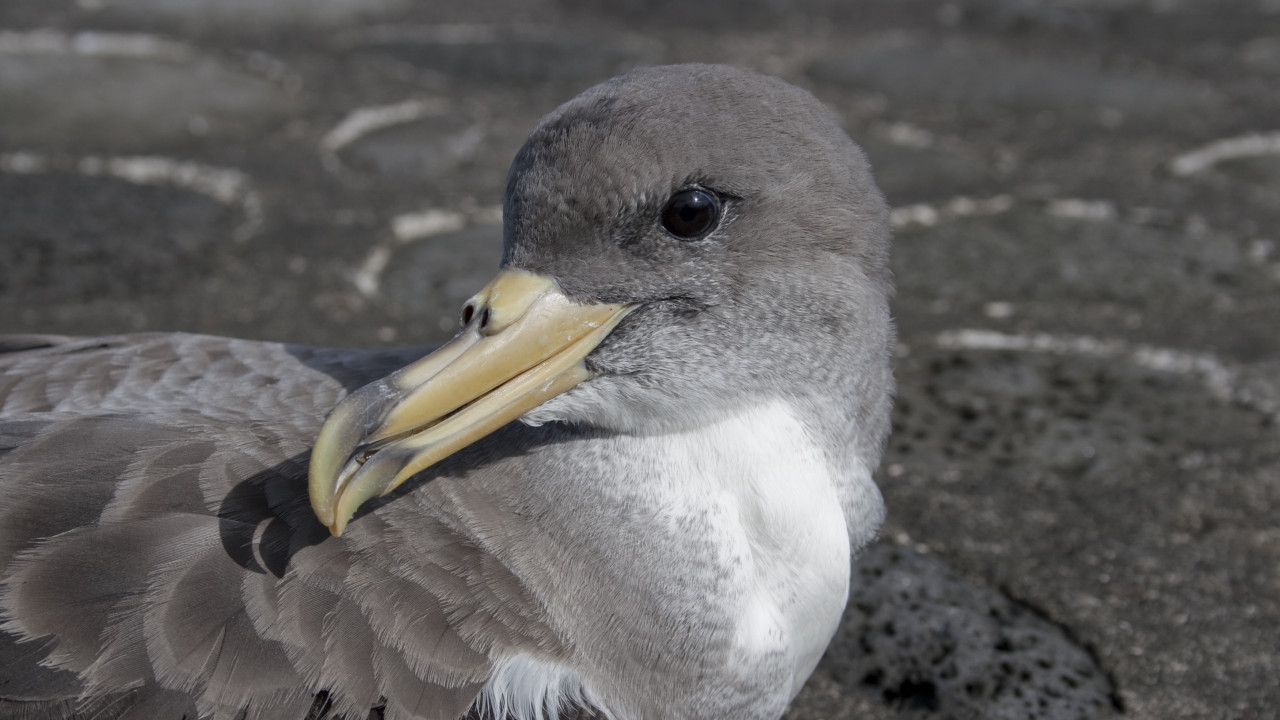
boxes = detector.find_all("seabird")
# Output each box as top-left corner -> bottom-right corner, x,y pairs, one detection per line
0,64 -> 893,720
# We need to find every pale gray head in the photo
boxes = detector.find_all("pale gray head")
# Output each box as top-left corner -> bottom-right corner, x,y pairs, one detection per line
506,64 -> 894,463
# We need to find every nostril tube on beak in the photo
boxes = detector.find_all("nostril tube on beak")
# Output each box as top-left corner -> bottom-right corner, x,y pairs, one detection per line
460,302 -> 494,331
459,300 -> 495,333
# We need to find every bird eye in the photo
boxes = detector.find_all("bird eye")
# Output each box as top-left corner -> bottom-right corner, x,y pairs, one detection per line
660,188 -> 721,240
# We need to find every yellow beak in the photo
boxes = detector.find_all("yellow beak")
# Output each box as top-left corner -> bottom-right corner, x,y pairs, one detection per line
308,269 -> 634,536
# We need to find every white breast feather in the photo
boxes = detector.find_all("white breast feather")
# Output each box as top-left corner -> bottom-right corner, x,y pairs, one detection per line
672,401 -> 853,696
482,400 -> 858,719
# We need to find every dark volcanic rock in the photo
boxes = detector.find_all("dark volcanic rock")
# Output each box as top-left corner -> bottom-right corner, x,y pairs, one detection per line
823,544 -> 1118,720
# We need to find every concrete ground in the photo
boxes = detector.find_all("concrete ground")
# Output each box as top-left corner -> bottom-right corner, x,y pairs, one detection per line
1,1 -> 1277,718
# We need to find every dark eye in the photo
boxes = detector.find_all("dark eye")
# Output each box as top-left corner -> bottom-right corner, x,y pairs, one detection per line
660,188 -> 721,240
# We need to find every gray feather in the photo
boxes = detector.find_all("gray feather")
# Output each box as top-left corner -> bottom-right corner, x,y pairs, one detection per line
0,334 -> 559,719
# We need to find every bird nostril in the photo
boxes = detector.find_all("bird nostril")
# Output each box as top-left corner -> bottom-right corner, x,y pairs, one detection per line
479,308 -> 491,329
461,304 -> 475,326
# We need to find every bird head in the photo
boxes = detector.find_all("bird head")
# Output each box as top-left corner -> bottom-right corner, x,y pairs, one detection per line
309,64 -> 894,536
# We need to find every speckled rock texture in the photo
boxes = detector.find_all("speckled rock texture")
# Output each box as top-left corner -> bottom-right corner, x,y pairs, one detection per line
1,1 -> 1277,718
825,544 -> 1118,719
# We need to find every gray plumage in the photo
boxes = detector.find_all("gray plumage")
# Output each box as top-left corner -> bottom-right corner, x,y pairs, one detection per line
0,64 -> 893,720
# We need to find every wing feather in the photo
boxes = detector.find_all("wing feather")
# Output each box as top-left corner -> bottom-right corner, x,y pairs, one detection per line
0,334 -> 568,719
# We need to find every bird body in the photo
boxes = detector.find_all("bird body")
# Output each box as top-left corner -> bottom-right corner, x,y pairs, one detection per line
0,64 -> 893,720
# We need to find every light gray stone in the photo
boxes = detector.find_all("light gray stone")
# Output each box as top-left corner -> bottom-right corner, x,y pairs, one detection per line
858,138 -> 998,205
94,0 -> 409,28
808,40 -> 1220,119
346,31 -> 657,87
0,53 -> 290,149
892,210 -> 1280,358
338,114 -> 485,179
0,171 -> 236,303
380,224 -> 505,330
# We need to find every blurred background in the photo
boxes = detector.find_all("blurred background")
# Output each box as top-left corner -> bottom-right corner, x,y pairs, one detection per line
1,1 -> 1277,718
